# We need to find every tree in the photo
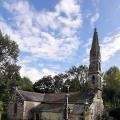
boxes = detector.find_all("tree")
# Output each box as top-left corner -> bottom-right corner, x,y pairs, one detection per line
33,75 -> 54,93
54,74 -> 64,93
65,65 -> 88,92
33,65 -> 89,93
103,66 -> 120,108
20,77 -> 33,91
67,65 -> 88,85
109,107 -> 120,120
69,78 -> 80,92
0,31 -> 33,103
0,31 -> 20,102
0,101 -> 4,113
0,31 -> 19,76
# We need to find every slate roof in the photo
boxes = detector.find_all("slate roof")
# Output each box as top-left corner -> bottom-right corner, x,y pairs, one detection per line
17,90 -> 81,102
29,91 -> 90,113
16,89 -> 95,104
17,90 -> 44,102
16,89 -> 95,113
32,102 -> 85,114
43,92 -> 80,102
32,103 -> 64,112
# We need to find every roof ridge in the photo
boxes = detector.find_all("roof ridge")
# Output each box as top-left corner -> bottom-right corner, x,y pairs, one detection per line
16,89 -> 26,101
19,90 -> 44,94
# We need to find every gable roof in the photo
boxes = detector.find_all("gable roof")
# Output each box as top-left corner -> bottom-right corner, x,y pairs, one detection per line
16,90 -> 80,102
16,89 -> 95,103
32,103 -> 64,112
17,90 -> 44,102
30,92 -> 84,113
15,89 -> 95,113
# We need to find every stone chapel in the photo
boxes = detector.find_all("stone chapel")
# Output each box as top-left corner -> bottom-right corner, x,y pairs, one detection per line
7,29 -> 104,120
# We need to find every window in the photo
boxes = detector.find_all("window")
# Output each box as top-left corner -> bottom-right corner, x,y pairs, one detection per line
99,62 -> 101,71
14,103 -> 17,114
36,113 -> 39,120
92,75 -> 95,84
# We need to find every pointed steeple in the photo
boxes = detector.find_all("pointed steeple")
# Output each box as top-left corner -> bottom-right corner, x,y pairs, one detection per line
90,28 -> 100,62
91,28 -> 99,50
88,28 -> 102,90
89,28 -> 101,73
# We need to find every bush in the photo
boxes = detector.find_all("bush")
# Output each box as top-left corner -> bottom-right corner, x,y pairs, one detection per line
109,107 -> 120,120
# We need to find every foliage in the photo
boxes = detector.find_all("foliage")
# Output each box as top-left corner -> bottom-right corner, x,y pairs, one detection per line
65,65 -> 88,92
0,31 -> 19,77
103,66 -> 120,108
103,66 -> 120,119
69,78 -> 80,92
0,101 -> 4,113
54,74 -> 65,92
67,65 -> 88,84
109,107 -> 120,120
20,77 -> 33,91
0,31 -> 33,110
33,65 -> 88,93
0,31 -> 20,102
33,75 -> 54,93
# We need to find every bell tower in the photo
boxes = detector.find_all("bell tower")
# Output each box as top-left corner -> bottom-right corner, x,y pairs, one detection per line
88,28 -> 102,90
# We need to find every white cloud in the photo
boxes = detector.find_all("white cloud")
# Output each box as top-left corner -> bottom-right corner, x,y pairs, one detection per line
42,68 -> 56,77
82,38 -> 92,64
0,0 -> 83,81
90,12 -> 100,26
101,31 -> 120,62
82,29 -> 120,65
20,65 -> 41,83
55,0 -> 80,16
90,0 -> 100,27
0,0 -> 82,61
20,65 -> 57,83
91,0 -> 100,10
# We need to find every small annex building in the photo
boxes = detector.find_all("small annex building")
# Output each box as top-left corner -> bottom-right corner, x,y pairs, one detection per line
7,29 -> 104,120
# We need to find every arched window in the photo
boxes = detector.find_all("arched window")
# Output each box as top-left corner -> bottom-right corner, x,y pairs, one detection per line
14,103 -> 17,114
92,75 -> 95,84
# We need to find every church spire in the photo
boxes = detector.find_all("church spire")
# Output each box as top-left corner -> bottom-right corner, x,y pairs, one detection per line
89,28 -> 101,74
91,28 -> 99,52
88,28 -> 102,90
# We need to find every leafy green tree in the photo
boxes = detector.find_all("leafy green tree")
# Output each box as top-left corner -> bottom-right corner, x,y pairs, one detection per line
0,31 -> 33,103
33,65 -> 88,93
0,101 -> 4,113
0,31 -> 19,76
69,78 -> 80,92
103,66 -> 120,108
33,75 -> 54,93
20,77 -> 33,91
54,74 -> 64,93
65,65 -> 88,92
0,31 -> 20,102
109,107 -> 120,120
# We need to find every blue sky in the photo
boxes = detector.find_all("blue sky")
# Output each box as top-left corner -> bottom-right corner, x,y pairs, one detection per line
0,0 -> 120,83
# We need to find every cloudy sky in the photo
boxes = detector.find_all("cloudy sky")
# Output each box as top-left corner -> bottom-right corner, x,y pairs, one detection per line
0,0 -> 120,83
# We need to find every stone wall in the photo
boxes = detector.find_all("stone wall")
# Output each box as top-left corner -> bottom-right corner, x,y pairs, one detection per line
33,110 -> 82,120
85,90 -> 104,120
41,112 -> 62,120
7,101 -> 24,120
23,101 -> 41,120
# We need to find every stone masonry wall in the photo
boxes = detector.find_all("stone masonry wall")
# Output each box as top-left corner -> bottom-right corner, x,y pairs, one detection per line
23,101 -> 41,120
